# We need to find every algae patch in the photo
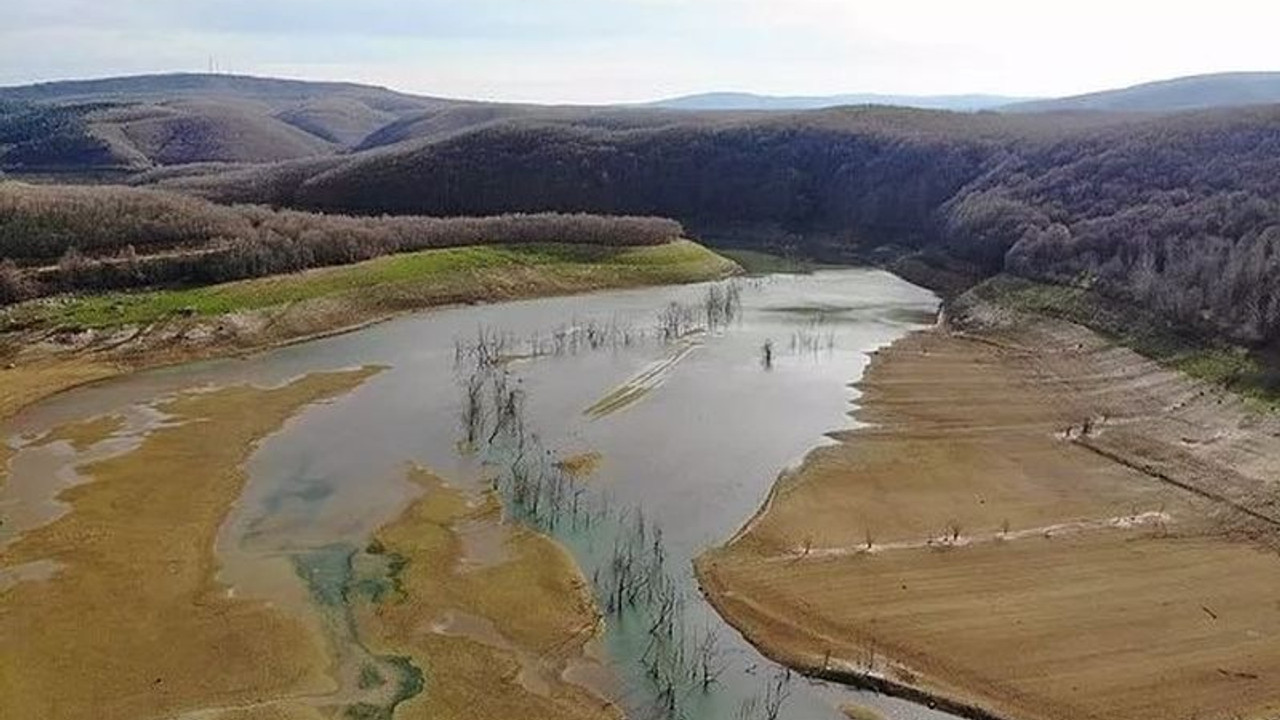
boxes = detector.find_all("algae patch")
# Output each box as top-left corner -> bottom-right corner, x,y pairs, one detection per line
291,544 -> 423,720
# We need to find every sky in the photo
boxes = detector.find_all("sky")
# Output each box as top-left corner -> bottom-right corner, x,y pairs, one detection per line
4,0 -> 1280,103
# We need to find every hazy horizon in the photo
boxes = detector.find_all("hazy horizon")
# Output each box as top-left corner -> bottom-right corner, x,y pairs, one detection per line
4,1 -> 1280,104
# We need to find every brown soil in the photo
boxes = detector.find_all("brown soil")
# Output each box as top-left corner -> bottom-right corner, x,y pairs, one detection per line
196,706 -> 329,720
841,704 -> 887,720
30,413 -> 128,452
697,304 -> 1280,720
0,358 -> 122,429
360,468 -> 619,720
0,369 -> 382,720
555,452 -> 604,480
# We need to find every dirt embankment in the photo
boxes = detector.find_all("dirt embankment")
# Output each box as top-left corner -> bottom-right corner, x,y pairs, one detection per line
697,299 -> 1280,720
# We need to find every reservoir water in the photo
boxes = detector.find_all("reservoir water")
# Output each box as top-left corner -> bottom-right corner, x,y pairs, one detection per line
1,269 -> 964,720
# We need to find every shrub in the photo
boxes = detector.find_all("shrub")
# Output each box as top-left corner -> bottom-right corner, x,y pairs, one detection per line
0,258 -> 30,303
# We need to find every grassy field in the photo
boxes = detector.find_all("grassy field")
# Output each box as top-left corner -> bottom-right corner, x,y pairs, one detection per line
968,275 -> 1280,408
6,240 -> 735,331
698,324 -> 1280,720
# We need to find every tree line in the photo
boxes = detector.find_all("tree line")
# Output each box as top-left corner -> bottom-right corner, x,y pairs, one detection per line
0,182 -> 683,303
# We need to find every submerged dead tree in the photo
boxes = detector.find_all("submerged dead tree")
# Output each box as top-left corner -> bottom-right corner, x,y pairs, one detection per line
460,370 -> 487,447
453,324 -> 735,719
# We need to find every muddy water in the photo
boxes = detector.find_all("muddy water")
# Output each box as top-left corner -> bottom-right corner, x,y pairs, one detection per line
1,269 -> 961,720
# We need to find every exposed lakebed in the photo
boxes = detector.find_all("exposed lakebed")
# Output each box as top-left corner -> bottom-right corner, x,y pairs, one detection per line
1,269 -> 962,720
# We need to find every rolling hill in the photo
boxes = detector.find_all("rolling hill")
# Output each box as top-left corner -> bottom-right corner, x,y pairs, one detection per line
0,73 -> 727,170
7,70 -> 1280,351
7,71 -> 1280,173
651,91 -> 1031,112
1003,72 -> 1280,113
0,73 -> 458,170
0,73 -> 430,107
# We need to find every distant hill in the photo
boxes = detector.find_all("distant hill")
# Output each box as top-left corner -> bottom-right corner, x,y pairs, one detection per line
0,73 -> 723,168
10,71 -> 1280,174
0,73 -> 455,170
0,73 -> 435,111
352,104 -> 743,152
651,92 -> 1031,112
1003,72 -> 1280,113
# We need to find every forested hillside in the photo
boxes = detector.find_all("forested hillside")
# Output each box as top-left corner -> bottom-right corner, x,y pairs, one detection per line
0,101 -> 118,169
7,73 -> 1280,348
154,105 -> 1280,347
960,107 -> 1280,345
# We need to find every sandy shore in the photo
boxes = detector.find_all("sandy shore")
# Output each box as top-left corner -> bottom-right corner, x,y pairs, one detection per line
697,300 -> 1280,720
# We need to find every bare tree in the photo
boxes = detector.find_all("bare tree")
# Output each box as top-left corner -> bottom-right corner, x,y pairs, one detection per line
762,668 -> 793,720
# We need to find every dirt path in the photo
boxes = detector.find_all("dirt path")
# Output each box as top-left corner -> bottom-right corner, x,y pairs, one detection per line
697,303 -> 1280,720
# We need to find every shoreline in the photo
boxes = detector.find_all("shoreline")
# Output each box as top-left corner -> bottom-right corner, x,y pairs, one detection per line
0,247 -> 732,718
694,319 -> 1021,720
694,557 -> 1010,720
0,239 -> 739,428
14,253 -> 1280,719
697,297 -> 1280,720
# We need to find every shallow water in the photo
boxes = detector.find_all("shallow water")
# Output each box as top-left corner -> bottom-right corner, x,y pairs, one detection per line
1,269 -> 963,720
